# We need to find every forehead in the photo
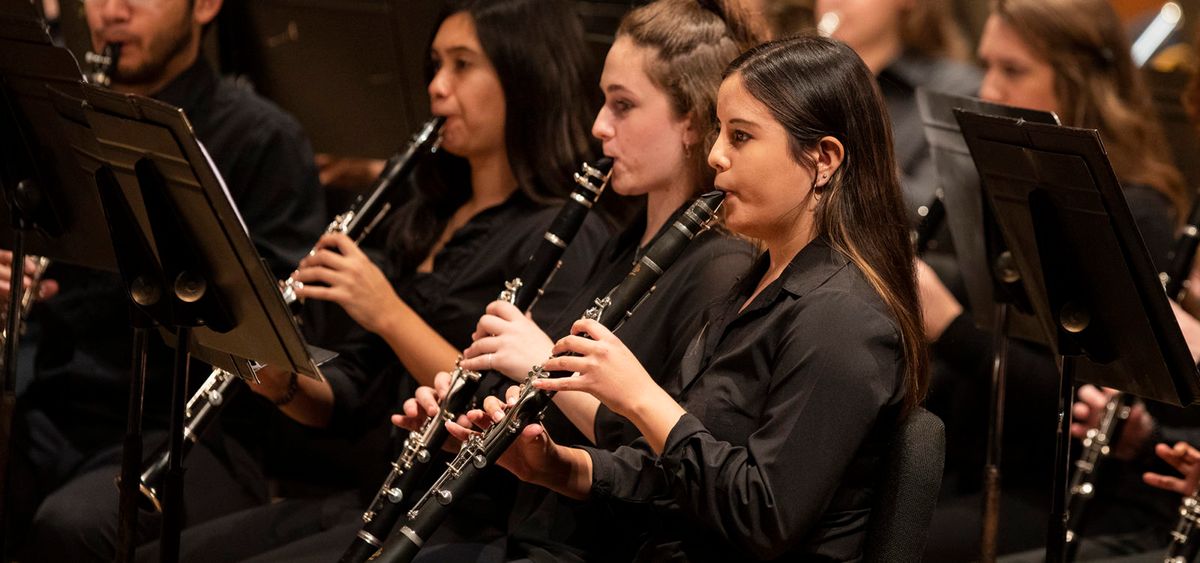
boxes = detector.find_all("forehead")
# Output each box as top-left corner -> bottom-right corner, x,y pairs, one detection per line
978,15 -> 1039,61
716,73 -> 774,123
600,37 -> 656,90
432,11 -> 483,54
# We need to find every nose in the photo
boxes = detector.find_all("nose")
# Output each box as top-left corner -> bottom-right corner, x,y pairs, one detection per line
979,69 -> 1003,104
93,0 -> 132,24
591,106 -> 614,142
427,66 -> 451,103
707,136 -> 729,173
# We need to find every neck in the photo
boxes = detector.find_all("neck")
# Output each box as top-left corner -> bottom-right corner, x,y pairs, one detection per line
113,32 -> 201,97
466,150 -> 519,211
641,176 -> 696,248
855,32 -> 904,76
760,221 -> 817,287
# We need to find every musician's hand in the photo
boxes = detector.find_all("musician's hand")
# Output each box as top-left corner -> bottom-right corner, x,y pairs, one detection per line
915,259 -> 961,342
293,232 -> 401,335
391,371 -> 453,432
314,154 -> 386,191
461,301 -> 553,381
1172,301 -> 1200,363
1144,441 -> 1200,496
445,386 -> 584,493
0,251 -> 57,301
1070,384 -> 1154,461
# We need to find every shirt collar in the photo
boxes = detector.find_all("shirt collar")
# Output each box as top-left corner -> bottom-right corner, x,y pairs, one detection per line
151,56 -> 219,117
779,236 -> 851,298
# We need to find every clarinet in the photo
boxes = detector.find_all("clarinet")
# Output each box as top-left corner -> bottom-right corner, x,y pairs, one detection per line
375,191 -> 726,563
1167,495 -> 1200,563
338,158 -> 613,563
1064,392 -> 1132,557
129,117 -> 445,513
913,190 -> 946,256
1162,195 -> 1200,561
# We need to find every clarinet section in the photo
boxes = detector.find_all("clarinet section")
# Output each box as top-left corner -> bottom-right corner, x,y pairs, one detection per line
11,0 -> 1200,562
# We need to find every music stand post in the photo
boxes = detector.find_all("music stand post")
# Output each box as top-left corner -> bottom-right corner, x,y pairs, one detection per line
71,82 -> 325,563
955,110 -> 1200,563
916,89 -> 1061,562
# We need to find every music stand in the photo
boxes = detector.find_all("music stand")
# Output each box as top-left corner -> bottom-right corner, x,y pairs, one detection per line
917,90 -> 1059,561
60,81 -> 326,563
0,3 -> 121,557
955,109 -> 1200,563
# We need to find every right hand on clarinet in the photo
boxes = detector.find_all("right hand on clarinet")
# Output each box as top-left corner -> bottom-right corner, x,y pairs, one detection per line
1070,384 -> 1153,461
391,371 -> 469,454
444,385 -> 572,489
1144,441 -> 1200,497
0,250 -> 57,301
460,300 -> 553,382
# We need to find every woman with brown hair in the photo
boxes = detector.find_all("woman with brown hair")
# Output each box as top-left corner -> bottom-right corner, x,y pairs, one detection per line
444,34 -> 928,561
917,0 -> 1191,559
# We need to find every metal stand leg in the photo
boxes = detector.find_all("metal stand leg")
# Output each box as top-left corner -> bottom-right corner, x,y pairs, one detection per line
159,327 -> 190,563
116,326 -> 149,563
981,303 -> 1010,563
1045,355 -> 1077,563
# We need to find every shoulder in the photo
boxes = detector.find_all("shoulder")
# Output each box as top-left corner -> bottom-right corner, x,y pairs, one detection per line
790,260 -> 900,347
891,53 -> 982,97
206,76 -> 310,149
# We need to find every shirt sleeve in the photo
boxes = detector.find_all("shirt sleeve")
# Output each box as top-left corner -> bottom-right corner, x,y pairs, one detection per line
224,116 -> 328,278
586,289 -> 901,559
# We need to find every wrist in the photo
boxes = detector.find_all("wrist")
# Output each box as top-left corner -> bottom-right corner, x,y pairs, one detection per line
272,372 -> 300,406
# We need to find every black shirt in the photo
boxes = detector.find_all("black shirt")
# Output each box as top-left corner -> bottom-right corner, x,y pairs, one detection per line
24,56 -> 326,458
877,51 -> 982,222
503,206 -> 756,562
322,192 -> 609,438
584,237 -> 905,562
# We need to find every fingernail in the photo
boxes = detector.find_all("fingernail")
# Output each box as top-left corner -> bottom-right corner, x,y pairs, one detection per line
493,410 -> 504,422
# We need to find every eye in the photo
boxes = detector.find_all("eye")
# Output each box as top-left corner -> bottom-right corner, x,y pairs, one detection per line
730,129 -> 751,145
607,98 -> 633,115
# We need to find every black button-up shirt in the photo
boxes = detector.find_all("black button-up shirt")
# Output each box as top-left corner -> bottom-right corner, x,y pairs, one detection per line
584,237 -> 905,562
503,206 -> 756,562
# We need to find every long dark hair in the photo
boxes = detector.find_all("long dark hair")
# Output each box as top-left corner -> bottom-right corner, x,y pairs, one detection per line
726,35 -> 928,415
388,0 -> 595,268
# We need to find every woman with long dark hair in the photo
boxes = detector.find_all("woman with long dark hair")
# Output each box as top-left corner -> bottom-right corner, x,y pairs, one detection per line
452,35 -> 928,561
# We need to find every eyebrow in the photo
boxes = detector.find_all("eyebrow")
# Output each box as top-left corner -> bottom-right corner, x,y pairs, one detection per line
729,117 -> 759,128
604,84 -> 631,94
433,45 -> 479,57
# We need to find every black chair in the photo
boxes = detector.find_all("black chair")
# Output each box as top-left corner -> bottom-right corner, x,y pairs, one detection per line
864,407 -> 946,563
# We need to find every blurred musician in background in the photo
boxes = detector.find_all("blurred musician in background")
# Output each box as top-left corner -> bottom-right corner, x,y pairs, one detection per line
917,0 -> 1189,559
8,0 -> 328,559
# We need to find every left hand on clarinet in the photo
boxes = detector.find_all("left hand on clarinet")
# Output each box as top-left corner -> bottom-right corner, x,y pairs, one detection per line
292,232 -> 402,334
533,318 -> 657,420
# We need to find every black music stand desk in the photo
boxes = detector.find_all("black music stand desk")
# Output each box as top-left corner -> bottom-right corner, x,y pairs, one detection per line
956,109 -> 1200,563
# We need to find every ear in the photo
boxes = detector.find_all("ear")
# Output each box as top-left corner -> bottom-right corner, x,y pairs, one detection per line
679,110 -> 700,150
192,0 -> 223,28
812,136 -> 845,189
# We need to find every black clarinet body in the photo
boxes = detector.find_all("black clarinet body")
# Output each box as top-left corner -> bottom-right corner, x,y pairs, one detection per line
338,159 -> 612,562
374,191 -> 725,563
913,191 -> 946,256
129,118 -> 445,513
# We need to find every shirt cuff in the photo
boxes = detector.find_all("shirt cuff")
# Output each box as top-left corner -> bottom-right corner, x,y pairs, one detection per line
581,445 -> 616,499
